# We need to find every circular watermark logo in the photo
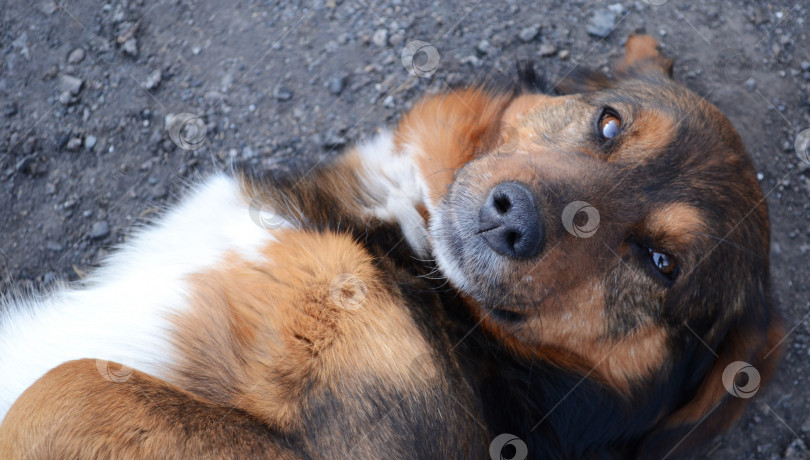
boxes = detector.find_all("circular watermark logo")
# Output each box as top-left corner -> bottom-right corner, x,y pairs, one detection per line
95,359 -> 133,383
328,273 -> 368,310
719,48 -> 752,83
561,201 -> 600,238
167,113 -> 207,150
722,361 -> 761,399
408,352 -> 438,384
489,433 -> 528,460
499,123 -> 520,153
401,40 -> 440,78
795,129 -> 810,164
248,198 -> 287,230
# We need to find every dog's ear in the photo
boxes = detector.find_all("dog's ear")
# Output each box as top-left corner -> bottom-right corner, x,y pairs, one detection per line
554,67 -> 613,94
616,34 -> 673,78
636,302 -> 784,458
556,34 -> 673,94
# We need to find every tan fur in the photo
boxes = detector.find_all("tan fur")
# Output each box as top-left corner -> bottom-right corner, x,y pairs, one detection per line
0,360 -> 303,459
169,230 -> 436,431
394,88 -> 512,207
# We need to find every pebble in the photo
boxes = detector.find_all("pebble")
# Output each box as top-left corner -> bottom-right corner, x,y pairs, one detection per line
84,135 -> 97,150
745,77 -> 757,91
66,137 -> 83,151
57,75 -> 84,96
11,33 -> 30,59
46,241 -> 63,252
142,69 -> 162,90
90,221 -> 110,239
372,29 -> 388,47
587,9 -> 617,37
122,38 -> 138,57
801,61 -> 810,72
476,39 -> 491,54
518,25 -> 540,42
326,75 -> 345,95
539,43 -> 557,57
67,48 -> 85,64
784,438 -> 808,459
274,85 -> 293,101
558,49 -> 570,60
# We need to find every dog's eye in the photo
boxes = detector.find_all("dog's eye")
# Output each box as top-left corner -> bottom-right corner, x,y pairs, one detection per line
598,110 -> 621,140
648,248 -> 677,277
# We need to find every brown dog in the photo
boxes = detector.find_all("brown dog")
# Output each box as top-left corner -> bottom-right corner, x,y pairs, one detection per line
0,35 -> 782,459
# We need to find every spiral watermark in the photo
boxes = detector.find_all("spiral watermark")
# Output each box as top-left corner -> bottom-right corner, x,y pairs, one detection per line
489,433 -> 528,460
407,352 -> 438,384
499,123 -> 520,154
718,48 -> 752,83
95,359 -> 133,383
795,129 -> 810,164
722,361 -> 761,399
401,40 -> 440,78
561,201 -> 600,238
328,273 -> 368,310
167,113 -> 207,150
248,198 -> 287,230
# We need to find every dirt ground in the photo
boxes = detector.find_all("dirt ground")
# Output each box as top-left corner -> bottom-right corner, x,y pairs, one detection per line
1,0 -> 808,458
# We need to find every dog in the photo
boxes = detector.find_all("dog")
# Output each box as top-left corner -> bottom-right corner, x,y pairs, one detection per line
0,35 -> 783,459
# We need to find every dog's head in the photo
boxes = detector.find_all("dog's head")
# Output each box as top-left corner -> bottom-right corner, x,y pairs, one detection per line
396,35 -> 783,456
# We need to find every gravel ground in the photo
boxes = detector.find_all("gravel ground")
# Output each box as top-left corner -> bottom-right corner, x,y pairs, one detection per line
1,1 -> 809,458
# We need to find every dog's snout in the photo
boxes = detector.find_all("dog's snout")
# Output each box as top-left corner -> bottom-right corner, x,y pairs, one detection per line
478,182 -> 544,259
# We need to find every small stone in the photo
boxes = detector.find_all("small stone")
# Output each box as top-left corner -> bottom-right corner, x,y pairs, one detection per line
46,241 -> 63,252
587,9 -> 617,38
539,43 -> 557,57
274,85 -> 292,101
142,69 -> 161,90
204,91 -> 225,104
150,185 -> 168,200
57,74 -> 83,96
558,49 -> 570,60
476,39 -> 491,54
756,172 -> 764,181
192,46 -> 202,55
372,29 -> 388,47
67,48 -> 85,64
326,75 -> 345,95
784,438 -> 808,459
42,272 -> 56,286
38,0 -> 57,15
90,221 -> 110,239
744,78 -> 757,91
801,61 -> 810,72
84,135 -> 97,150
15,156 -> 33,174
122,38 -> 138,57
66,137 -> 83,151
518,25 -> 540,42
11,33 -> 30,59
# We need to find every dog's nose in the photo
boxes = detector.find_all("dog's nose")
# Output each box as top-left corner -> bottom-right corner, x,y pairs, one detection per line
478,182 -> 544,259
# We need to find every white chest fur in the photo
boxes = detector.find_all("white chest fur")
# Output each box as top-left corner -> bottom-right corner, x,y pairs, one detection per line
0,175 -> 280,419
